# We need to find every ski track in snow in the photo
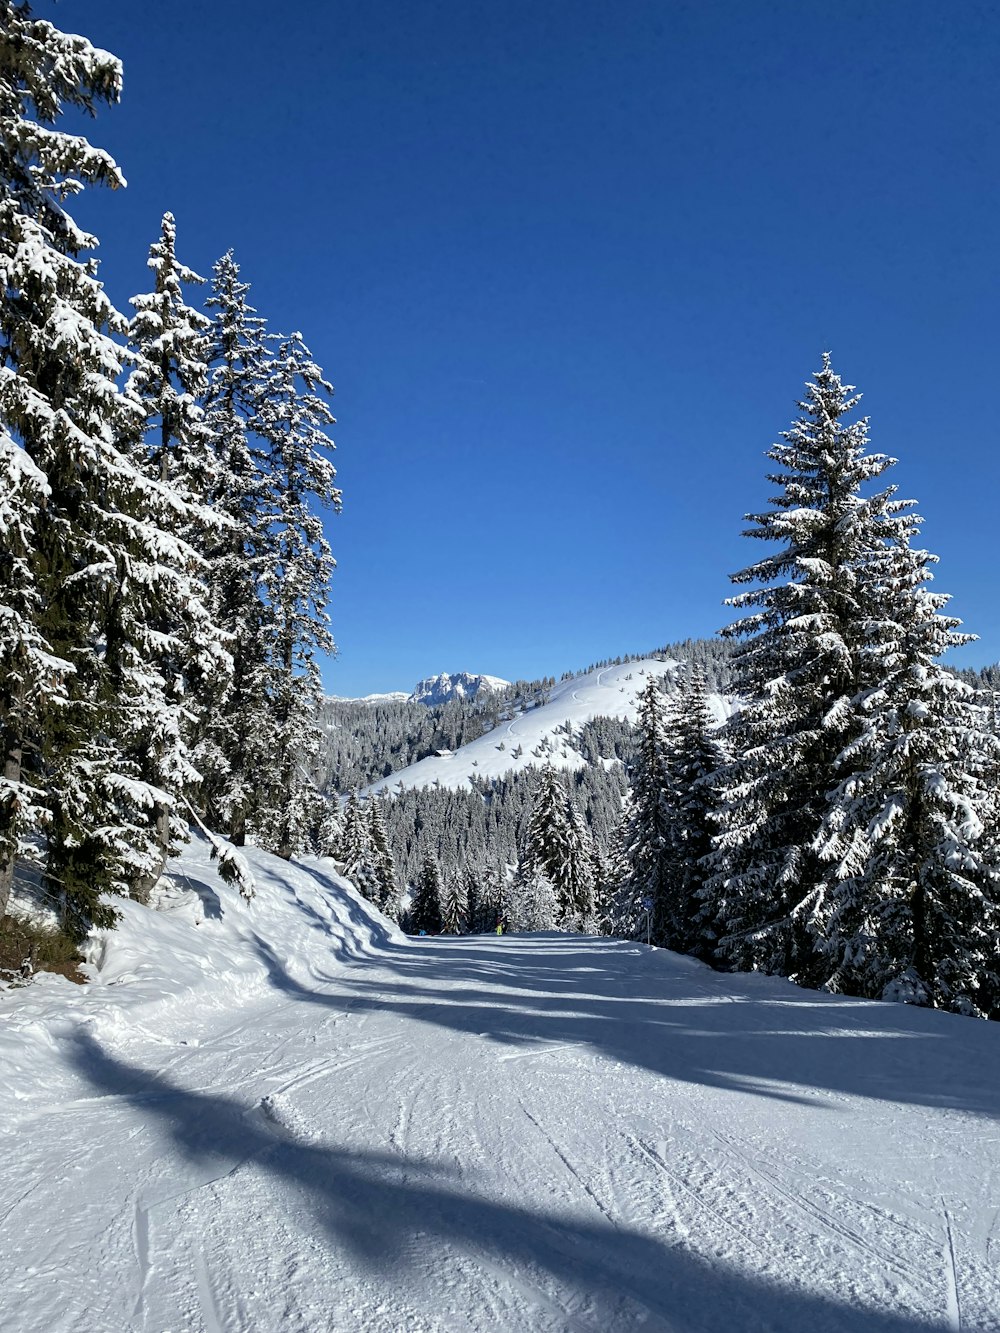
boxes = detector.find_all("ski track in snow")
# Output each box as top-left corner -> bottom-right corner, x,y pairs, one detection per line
3,843 -> 1000,1332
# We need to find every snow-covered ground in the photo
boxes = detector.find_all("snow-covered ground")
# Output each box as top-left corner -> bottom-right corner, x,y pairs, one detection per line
3,841 -> 999,1332
365,657 -> 731,795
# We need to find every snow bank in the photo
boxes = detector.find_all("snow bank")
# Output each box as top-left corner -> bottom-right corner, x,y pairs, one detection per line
0,834 -> 403,1101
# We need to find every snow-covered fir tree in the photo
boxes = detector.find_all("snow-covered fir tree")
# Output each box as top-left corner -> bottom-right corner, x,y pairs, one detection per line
253,332 -> 340,859
366,797 -> 400,921
0,6 -> 186,935
314,797 -> 342,858
659,666 -> 725,960
337,792 -> 373,884
410,852 -> 444,935
470,859 -> 504,932
614,676 -> 673,943
814,516 -> 1000,1014
440,874 -> 468,934
124,212 -> 229,895
196,252 -> 273,844
516,766 -> 593,929
709,356 -> 911,984
563,800 -> 596,931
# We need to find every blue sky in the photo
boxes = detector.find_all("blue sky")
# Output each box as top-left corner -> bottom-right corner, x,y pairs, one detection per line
56,0 -> 999,695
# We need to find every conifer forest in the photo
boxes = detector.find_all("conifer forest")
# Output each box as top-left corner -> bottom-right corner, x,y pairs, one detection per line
2,3 -> 999,1021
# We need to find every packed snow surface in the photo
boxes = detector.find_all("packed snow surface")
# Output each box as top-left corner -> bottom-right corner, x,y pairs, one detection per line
3,840 -> 999,1332
367,657 -> 729,795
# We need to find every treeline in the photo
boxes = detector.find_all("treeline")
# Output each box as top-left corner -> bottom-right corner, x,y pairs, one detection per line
0,7 -> 338,941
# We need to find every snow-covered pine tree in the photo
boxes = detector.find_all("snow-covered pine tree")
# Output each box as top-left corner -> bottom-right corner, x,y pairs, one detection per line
0,6 -> 187,934
563,799 -> 596,931
659,665 -> 725,960
0,436 -> 51,916
338,791 -> 373,885
314,797 -> 342,858
123,212 -> 229,894
440,874 -> 468,934
709,356 -> 904,984
615,676 -> 672,943
473,859 -> 504,932
518,766 -> 580,928
410,852 -> 444,935
366,797 -> 400,921
196,252 -> 273,844
254,332 -> 340,859
815,514 -> 1000,1015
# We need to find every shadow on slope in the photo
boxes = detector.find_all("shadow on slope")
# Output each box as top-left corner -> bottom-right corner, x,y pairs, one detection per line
258,860 -> 1000,1121
68,1030 -> 949,1333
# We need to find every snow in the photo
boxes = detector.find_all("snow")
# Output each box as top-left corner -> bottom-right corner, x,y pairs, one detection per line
3,839 -> 1000,1331
410,671 -> 512,705
366,658 -> 731,795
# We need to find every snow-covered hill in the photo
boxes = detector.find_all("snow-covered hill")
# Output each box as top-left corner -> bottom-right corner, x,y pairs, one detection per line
365,657 -> 731,795
409,671 -> 511,705
3,841 -> 999,1331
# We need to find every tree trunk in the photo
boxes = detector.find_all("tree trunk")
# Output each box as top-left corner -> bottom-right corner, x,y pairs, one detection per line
0,719 -> 24,920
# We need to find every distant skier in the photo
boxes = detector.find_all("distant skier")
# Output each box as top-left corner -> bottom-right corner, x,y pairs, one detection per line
495,920 -> 504,936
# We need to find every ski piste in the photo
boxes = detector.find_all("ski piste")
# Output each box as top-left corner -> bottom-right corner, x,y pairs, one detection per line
3,838 -> 998,1332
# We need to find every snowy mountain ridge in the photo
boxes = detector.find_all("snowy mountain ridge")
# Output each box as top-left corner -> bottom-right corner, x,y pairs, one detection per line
409,671 -> 511,706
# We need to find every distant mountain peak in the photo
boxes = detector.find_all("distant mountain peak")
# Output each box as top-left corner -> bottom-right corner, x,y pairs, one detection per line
410,672 -> 511,706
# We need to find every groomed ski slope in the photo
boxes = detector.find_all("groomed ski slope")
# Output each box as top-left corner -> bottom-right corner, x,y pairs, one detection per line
3,842 -> 1000,1333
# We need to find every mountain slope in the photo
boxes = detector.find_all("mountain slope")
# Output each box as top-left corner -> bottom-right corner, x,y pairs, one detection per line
2,843 -> 998,1331
365,656 -> 731,795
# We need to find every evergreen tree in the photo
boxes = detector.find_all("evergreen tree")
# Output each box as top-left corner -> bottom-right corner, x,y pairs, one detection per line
124,212 -> 228,894
709,356 -> 907,983
410,852 -> 443,934
338,792 -> 371,875
815,519 -> 1000,1014
440,874 -> 468,934
518,766 -> 579,927
0,435 -> 50,916
366,797 -> 400,921
197,252 -> 272,844
563,799 -> 596,931
0,6 -> 181,934
314,797 -> 342,858
255,332 -> 340,859
615,677 -> 673,942
660,667 -> 725,959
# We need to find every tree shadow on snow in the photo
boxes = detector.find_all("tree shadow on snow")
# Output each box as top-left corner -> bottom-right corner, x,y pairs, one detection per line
240,867 -> 1000,1124
67,1030 -> 952,1333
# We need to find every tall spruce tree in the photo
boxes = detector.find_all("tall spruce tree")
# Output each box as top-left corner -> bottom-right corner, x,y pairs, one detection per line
0,6 -> 185,934
366,797 -> 400,921
815,517 -> 1000,1014
660,666 -> 725,959
197,252 -> 272,843
254,332 -> 340,859
410,852 -> 444,935
440,874 -> 468,935
709,356 -> 906,983
517,767 -> 574,927
615,676 -> 673,942
124,213 -> 228,894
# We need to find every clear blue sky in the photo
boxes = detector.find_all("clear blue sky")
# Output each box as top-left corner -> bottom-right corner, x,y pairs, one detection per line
54,0 -> 1000,695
